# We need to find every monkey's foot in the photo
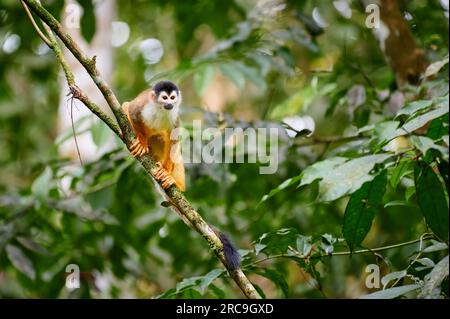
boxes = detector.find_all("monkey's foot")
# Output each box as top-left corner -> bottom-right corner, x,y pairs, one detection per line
154,162 -> 176,189
130,139 -> 149,157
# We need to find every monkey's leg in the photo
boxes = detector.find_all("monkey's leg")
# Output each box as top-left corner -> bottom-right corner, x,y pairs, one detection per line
169,140 -> 185,191
154,162 -> 176,189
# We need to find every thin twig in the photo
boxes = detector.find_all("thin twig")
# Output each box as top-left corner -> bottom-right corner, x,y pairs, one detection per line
246,235 -> 436,268
20,0 -> 51,47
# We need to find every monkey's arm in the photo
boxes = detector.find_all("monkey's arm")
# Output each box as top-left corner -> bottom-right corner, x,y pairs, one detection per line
122,90 -> 151,157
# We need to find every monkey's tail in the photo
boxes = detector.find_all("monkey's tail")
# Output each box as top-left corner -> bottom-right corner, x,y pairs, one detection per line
157,190 -> 241,270
212,228 -> 241,271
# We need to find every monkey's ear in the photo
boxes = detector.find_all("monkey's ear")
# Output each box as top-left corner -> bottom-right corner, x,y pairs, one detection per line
150,90 -> 157,102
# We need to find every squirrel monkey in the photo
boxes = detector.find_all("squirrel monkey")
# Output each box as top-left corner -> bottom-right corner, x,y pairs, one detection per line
122,81 -> 241,270
122,81 -> 185,191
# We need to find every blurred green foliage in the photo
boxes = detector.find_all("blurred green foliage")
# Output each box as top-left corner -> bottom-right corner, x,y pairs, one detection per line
0,0 -> 449,298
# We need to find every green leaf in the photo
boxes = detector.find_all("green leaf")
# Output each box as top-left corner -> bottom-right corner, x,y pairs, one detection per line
256,228 -> 299,255
381,270 -> 407,288
396,100 -> 433,118
390,159 -> 412,190
396,102 -> 449,136
194,66 -> 216,96
419,255 -> 449,298
373,121 -> 400,144
199,269 -> 224,294
209,284 -> 226,298
410,136 -> 448,157
31,167 -> 53,200
233,62 -> 266,90
414,163 -> 449,241
6,244 -> 36,280
91,120 -> 111,148
255,269 -> 289,298
16,236 -> 50,256
405,186 -> 416,202
343,171 -> 387,251
424,55 -> 449,77
427,115 -> 449,140
438,160 -> 449,191
320,233 -> 336,254
260,175 -> 302,203
423,240 -> 449,253
175,276 -> 202,293
220,62 -> 245,89
300,154 -> 391,201
296,235 -> 312,257
78,0 -> 96,43
360,284 -> 420,299
299,157 -> 347,186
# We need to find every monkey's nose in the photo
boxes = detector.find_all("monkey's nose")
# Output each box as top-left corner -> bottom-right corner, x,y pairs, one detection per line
164,104 -> 174,110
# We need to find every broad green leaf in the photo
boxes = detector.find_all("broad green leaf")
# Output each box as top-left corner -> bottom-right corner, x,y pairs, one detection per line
396,100 -> 432,118
438,160 -> 449,191
419,255 -> 449,298
199,269 -> 224,294
427,115 -> 449,140
360,284 -> 420,299
6,244 -> 36,280
424,55 -> 449,78
254,243 -> 266,255
373,121 -> 400,144
91,120 -> 111,148
415,258 -> 435,271
410,136 -> 448,157
209,284 -> 226,299
256,228 -> 299,254
414,164 -> 449,240
396,102 -> 449,136
194,66 -> 215,96
176,276 -> 202,293
390,159 -> 412,190
260,175 -> 302,203
423,240 -> 449,253
16,236 -> 50,256
343,171 -> 387,251
296,235 -> 312,257
220,62 -> 245,89
181,288 -> 203,299
300,154 -> 391,201
381,270 -> 407,288
233,62 -> 266,90
31,167 -> 53,199
405,186 -> 416,202
299,157 -> 347,186
78,0 -> 96,43
255,269 -> 289,298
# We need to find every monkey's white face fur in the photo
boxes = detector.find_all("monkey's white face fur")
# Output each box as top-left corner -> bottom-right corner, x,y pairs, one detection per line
157,90 -> 180,106
141,90 -> 182,131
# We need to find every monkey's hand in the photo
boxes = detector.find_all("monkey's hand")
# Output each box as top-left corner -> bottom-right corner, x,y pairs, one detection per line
154,162 -> 176,189
130,137 -> 149,157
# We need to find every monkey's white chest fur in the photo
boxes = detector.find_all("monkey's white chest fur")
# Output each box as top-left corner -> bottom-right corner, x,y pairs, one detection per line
141,104 -> 178,131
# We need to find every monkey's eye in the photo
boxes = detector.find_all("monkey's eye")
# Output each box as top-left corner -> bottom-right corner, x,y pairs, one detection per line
170,96 -> 175,100
162,96 -> 168,100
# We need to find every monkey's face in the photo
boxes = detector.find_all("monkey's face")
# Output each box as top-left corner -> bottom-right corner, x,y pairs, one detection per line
151,80 -> 181,111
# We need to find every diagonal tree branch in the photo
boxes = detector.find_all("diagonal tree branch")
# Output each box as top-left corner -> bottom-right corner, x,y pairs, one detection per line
21,0 -> 261,299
